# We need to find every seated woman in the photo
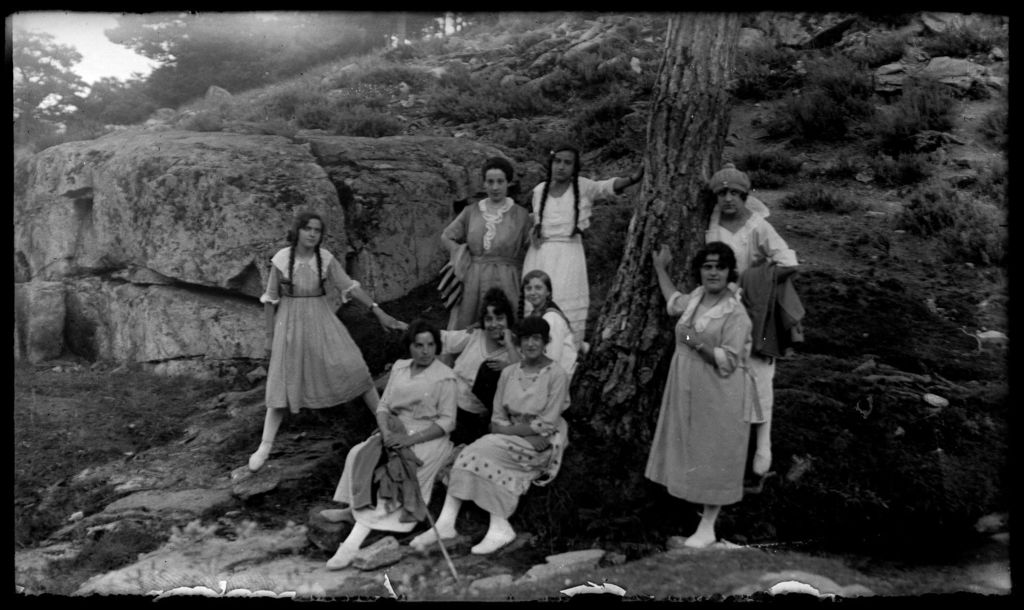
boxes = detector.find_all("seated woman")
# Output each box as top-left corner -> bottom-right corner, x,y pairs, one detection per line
441,287 -> 520,446
410,316 -> 570,555
323,319 -> 458,570
521,269 -> 578,376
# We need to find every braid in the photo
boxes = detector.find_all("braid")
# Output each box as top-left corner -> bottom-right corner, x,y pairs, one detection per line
535,154 -> 554,239
314,247 -> 324,295
571,169 -> 582,237
517,289 -> 526,322
287,244 -> 296,297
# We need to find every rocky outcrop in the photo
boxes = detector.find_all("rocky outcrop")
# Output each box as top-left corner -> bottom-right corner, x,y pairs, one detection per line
300,134 -> 519,301
14,130 -> 513,373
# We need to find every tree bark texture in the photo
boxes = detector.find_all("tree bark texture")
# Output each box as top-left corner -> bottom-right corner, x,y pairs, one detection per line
572,13 -> 741,441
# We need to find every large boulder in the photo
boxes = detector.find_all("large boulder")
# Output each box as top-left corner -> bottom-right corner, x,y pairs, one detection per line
13,130 -> 515,373
13,130 -> 341,295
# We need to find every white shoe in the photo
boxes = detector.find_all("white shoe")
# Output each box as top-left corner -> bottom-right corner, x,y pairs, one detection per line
470,529 -> 515,555
247,443 -> 272,472
752,450 -> 772,476
325,545 -> 358,570
410,526 -> 457,551
319,507 -> 354,523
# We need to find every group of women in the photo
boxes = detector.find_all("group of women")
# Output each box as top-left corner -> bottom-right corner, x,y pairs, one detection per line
250,150 -> 800,565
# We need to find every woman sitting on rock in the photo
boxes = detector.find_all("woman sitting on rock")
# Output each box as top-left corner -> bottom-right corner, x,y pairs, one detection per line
250,211 -> 406,472
520,269 -> 577,376
322,319 -> 458,570
441,287 -> 520,446
410,316 -> 570,556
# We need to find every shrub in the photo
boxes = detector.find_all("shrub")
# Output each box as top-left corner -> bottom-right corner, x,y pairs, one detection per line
870,77 -> 957,155
844,29 -> 910,67
425,75 -> 555,123
180,110 -> 224,132
978,104 -> 1008,149
294,100 -> 334,130
781,186 -> 861,214
869,153 -> 931,187
972,160 -> 1008,208
765,55 -> 875,141
733,42 -> 803,100
356,63 -> 434,93
921,22 -> 1000,58
568,90 -> 634,151
329,106 -> 403,137
736,149 -> 802,188
895,185 -> 1006,265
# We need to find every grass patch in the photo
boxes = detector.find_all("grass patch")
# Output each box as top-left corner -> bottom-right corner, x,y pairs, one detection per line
780,186 -> 861,214
14,363 -> 236,548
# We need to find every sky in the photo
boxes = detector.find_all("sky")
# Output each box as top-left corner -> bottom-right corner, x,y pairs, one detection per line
12,11 -> 158,84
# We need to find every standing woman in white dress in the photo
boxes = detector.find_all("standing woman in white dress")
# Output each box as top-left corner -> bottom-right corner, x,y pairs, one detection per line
249,211 -> 407,472
523,144 -> 643,346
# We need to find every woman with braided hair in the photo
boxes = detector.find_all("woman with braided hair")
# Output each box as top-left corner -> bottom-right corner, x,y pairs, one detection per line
249,211 -> 407,472
523,144 -> 643,346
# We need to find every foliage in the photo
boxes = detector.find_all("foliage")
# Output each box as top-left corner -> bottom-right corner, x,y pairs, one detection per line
765,55 -> 875,141
869,153 -> 931,187
920,21 -> 1003,58
329,106 -> 404,137
12,28 -> 89,148
870,77 -> 957,156
569,90 -> 635,152
843,29 -> 910,67
426,79 -> 556,123
735,149 -> 802,189
895,185 -> 1006,265
333,62 -> 435,93
978,103 -> 1008,149
781,186 -> 861,214
107,13 -> 390,108
75,76 -> 158,126
732,42 -> 803,100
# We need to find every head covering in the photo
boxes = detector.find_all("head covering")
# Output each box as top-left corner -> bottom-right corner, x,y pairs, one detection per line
708,163 -> 751,194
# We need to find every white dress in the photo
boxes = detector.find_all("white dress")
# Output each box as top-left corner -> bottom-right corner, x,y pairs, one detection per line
522,177 -> 619,344
705,198 -> 798,422
539,309 -> 577,377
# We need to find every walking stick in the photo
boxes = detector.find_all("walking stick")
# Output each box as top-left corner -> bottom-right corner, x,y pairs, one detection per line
397,449 -> 460,582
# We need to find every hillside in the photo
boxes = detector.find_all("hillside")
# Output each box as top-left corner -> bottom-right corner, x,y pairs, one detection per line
14,11 -> 1010,600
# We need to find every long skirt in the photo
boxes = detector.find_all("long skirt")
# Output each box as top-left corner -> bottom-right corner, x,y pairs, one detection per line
265,295 -> 373,413
447,433 -> 550,518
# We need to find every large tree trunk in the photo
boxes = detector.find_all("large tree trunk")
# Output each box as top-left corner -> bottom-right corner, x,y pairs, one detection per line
572,13 -> 741,441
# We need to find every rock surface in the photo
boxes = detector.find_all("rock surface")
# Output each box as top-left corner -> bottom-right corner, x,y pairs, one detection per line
13,130 -> 517,372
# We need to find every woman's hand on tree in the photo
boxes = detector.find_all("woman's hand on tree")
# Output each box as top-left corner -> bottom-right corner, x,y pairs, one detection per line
652,244 -> 672,269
